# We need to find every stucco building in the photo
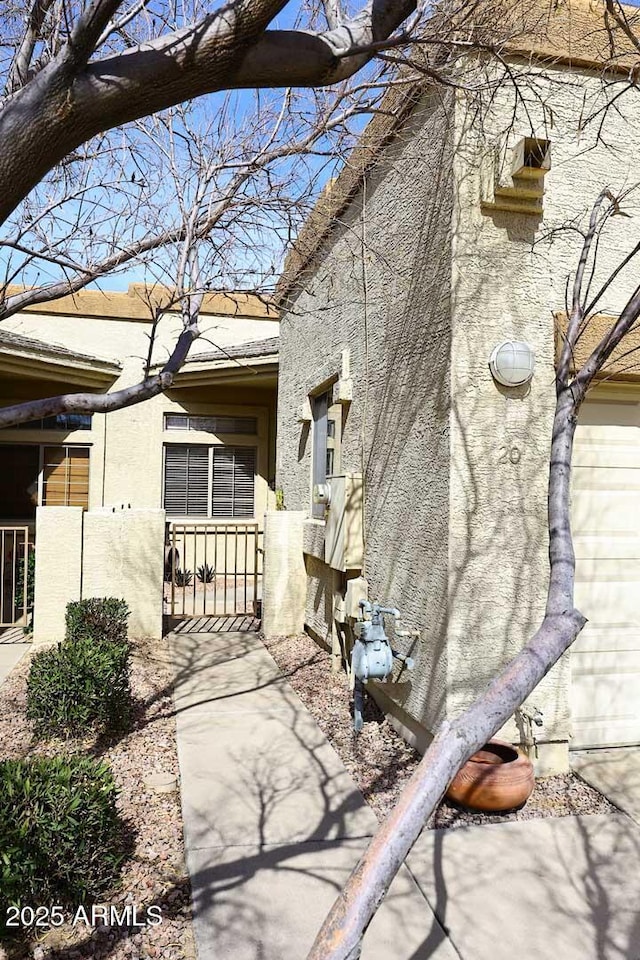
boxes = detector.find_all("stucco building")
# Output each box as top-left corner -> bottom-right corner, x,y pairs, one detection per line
273,0 -> 640,771
0,285 -> 278,633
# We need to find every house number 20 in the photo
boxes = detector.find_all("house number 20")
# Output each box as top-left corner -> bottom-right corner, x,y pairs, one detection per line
498,445 -> 522,465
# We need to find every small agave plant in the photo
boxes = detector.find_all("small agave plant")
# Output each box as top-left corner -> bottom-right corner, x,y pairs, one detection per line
174,568 -> 193,587
196,563 -> 215,584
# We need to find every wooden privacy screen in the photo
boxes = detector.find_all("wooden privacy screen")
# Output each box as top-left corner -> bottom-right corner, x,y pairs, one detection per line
42,446 -> 89,508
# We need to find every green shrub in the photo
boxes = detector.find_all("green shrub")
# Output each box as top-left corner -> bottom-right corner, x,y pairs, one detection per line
65,597 -> 129,646
0,756 -> 131,930
27,633 -> 132,738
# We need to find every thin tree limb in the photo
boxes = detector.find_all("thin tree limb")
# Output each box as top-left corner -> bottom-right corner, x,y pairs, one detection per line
0,319 -> 199,429
0,0 -> 417,224
5,0 -> 58,94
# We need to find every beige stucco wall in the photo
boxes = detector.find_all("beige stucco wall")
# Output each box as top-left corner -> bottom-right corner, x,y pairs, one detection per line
277,89 -> 455,733
4,305 -> 278,369
277,59 -> 640,762
0,306 -> 278,521
33,506 -> 165,641
33,506 -> 83,644
83,508 -> 165,638
262,511 -> 307,637
98,392 -> 273,520
448,60 -> 640,751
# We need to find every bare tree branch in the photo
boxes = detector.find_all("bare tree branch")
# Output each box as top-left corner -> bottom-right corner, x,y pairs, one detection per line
0,0 -> 416,224
0,318 -> 198,429
321,0 -> 343,33
576,282 -> 640,392
65,0 -> 126,70
605,0 -> 640,59
96,0 -> 153,48
5,0 -> 58,94
556,188 -> 610,385
0,76 -> 388,320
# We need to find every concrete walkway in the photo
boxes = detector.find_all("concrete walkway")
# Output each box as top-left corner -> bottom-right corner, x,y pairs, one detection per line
0,643 -> 29,685
171,630 -> 456,960
173,631 -> 640,960
573,748 -> 640,825
407,813 -> 640,960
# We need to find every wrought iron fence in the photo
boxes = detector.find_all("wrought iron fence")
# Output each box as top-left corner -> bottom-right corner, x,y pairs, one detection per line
0,526 -> 32,627
166,522 -> 262,619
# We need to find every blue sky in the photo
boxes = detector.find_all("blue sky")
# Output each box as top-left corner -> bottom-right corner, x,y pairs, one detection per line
3,0 -> 640,294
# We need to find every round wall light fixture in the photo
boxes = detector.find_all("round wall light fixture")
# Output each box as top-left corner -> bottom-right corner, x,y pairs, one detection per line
489,340 -> 535,387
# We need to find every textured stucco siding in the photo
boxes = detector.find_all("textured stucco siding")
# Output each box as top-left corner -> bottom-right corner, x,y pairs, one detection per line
33,506 -> 165,642
32,506 -> 83,644
278,61 -> 640,753
304,554 -> 338,646
0,310 -> 277,517
262,511 -> 307,637
448,61 -> 640,744
277,90 -> 455,732
83,508 -> 165,638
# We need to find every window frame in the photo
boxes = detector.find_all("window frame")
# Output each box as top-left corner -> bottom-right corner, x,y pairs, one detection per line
5,413 -> 93,432
311,393 -> 329,519
40,444 -> 90,509
163,413 -> 258,435
162,442 -> 258,520
0,442 -> 91,517
311,390 -> 342,519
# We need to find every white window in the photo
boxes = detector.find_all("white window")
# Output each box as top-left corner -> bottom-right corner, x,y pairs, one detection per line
311,391 -> 341,519
163,445 -> 256,518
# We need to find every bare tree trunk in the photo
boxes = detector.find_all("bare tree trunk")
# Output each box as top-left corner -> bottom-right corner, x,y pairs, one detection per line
0,0 -> 418,226
308,186 -> 640,959
307,383 -> 587,960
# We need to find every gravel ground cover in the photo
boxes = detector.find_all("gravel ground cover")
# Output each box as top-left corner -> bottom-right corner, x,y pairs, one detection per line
0,639 -> 194,960
262,632 -> 618,827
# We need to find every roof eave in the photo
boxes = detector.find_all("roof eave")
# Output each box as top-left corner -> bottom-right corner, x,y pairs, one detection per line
0,347 -> 121,387
168,354 -> 279,387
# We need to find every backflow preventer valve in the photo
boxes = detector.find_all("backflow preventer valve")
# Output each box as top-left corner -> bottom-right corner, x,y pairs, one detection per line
351,601 -> 415,732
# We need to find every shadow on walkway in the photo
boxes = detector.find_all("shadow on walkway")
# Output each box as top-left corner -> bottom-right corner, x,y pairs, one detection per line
172,628 -> 455,960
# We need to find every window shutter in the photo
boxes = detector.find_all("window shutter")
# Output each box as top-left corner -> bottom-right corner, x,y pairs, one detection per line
232,447 -> 256,517
66,448 -> 90,507
211,447 -> 255,517
164,446 -> 208,515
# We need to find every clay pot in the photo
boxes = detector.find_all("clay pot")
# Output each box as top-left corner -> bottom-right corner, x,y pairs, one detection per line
446,739 -> 535,812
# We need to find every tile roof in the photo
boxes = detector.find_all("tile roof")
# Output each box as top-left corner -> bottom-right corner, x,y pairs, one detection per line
185,337 -> 279,365
0,328 -> 121,369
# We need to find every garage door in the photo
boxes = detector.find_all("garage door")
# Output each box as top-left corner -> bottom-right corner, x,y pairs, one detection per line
571,398 -> 640,749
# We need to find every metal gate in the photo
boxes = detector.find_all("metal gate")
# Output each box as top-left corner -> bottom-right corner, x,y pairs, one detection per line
165,523 -> 262,620
0,526 -> 32,629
